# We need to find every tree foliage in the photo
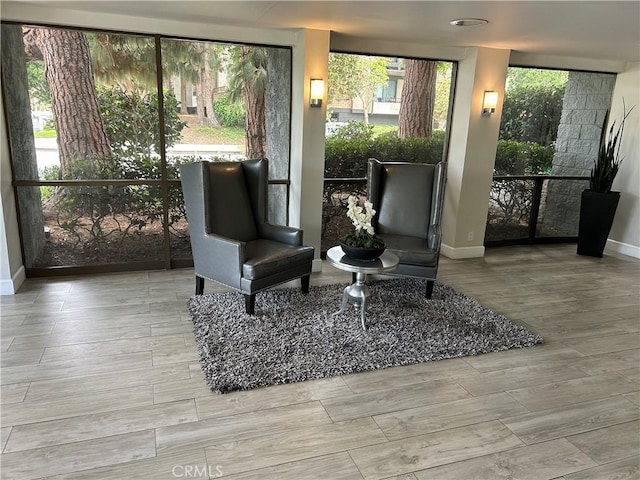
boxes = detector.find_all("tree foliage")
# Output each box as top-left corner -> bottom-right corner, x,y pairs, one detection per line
324,121 -> 445,179
433,63 -> 452,130
227,45 -> 267,157
500,67 -> 567,147
88,33 -> 157,90
499,85 -> 565,147
90,35 -> 225,127
213,91 -> 246,127
493,141 -> 554,175
96,86 -> 185,163
328,53 -> 389,124
325,121 -> 554,179
26,60 -> 51,109
51,87 -> 190,248
161,38 -> 205,118
506,67 -> 568,91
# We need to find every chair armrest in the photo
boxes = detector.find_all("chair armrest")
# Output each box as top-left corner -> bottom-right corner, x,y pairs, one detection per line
193,233 -> 245,288
258,222 -> 303,246
428,224 -> 442,251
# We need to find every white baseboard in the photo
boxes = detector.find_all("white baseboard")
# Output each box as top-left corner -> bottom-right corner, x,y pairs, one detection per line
312,258 -> 323,272
0,265 -> 26,295
605,239 -> 640,259
440,244 -> 485,259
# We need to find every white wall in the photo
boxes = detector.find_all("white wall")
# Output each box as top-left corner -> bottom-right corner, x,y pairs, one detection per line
290,29 -> 330,271
441,47 -> 510,259
607,62 -> 640,258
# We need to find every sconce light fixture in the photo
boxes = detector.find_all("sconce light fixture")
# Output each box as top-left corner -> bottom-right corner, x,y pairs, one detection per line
482,91 -> 498,116
309,78 -> 324,108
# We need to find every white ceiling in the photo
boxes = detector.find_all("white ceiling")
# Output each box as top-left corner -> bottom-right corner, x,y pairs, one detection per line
8,1 -> 640,63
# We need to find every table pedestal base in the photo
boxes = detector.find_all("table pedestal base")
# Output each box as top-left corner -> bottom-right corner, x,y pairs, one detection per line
333,271 -> 370,330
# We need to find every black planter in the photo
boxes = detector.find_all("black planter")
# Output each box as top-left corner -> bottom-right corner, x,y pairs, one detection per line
577,190 -> 620,257
340,242 -> 386,261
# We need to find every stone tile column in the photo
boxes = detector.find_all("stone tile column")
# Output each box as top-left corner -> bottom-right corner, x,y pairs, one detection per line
1,24 -> 45,270
539,72 -> 615,235
266,48 -> 292,226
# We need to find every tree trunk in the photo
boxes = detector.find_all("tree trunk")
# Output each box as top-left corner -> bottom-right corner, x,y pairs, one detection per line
25,28 -> 111,173
203,45 -> 220,127
241,46 -> 266,159
179,73 -> 188,114
398,59 -> 437,138
244,81 -> 266,158
358,91 -> 374,125
195,72 -> 205,125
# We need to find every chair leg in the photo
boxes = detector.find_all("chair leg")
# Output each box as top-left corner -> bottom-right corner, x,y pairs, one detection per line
301,275 -> 310,294
426,280 -> 434,299
352,272 -> 357,284
195,276 -> 204,295
244,294 -> 255,315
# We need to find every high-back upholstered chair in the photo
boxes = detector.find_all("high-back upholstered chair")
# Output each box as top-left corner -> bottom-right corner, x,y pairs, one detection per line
180,159 -> 314,314
367,158 -> 447,299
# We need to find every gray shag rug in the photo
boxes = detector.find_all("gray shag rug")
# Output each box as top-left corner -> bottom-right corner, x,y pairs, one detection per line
187,278 -> 543,394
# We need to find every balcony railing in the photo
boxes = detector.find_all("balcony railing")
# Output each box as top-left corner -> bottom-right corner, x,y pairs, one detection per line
321,175 -> 590,253
375,97 -> 400,103
322,177 -> 366,253
485,175 -> 589,246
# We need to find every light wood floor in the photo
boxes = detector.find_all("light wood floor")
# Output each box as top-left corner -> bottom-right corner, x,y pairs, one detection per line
1,245 -> 639,480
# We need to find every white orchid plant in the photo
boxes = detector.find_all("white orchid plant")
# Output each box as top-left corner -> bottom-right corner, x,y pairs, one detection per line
340,195 -> 385,249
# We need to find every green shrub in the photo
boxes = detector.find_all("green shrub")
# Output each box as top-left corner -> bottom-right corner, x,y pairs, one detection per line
324,124 -> 445,178
49,87 -> 190,250
370,131 -> 445,165
57,155 -> 156,242
500,85 -> 565,147
39,165 -> 60,202
325,121 -> 553,178
494,140 -> 554,175
489,140 -> 555,234
96,86 -> 185,160
331,121 -> 374,143
213,93 -> 245,127
325,123 -> 375,178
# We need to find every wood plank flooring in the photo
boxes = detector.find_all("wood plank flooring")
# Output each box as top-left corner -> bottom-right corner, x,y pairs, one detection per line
1,244 -> 638,479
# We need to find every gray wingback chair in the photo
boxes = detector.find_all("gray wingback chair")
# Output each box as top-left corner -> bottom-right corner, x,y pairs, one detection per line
180,159 -> 314,315
367,158 -> 447,298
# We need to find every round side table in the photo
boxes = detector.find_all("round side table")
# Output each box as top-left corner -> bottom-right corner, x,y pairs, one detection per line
326,245 -> 399,330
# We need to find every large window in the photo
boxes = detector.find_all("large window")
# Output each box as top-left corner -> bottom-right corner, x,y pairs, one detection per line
322,53 -> 455,252
2,23 -> 292,273
485,67 -> 615,245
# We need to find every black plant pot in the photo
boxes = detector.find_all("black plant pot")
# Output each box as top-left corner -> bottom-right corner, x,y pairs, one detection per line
340,242 -> 386,261
577,190 -> 620,258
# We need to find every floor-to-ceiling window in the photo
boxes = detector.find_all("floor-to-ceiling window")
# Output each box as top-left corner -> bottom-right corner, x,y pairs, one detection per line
321,53 -> 455,252
1,23 -> 292,274
485,67 -> 616,246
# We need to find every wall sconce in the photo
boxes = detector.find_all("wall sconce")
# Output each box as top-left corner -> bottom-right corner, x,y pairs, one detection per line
309,78 -> 324,108
482,91 -> 498,116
